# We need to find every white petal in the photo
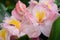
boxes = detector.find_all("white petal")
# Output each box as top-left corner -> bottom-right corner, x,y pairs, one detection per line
40,21 -> 52,37
7,26 -> 19,36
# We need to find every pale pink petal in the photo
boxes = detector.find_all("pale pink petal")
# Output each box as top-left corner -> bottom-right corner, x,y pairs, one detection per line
21,22 -> 41,38
2,23 -> 19,36
12,8 -> 23,20
32,1 -> 58,37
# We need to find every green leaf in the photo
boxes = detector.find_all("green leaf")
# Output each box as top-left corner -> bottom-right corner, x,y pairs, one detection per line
0,3 -> 10,23
0,3 -> 6,23
18,35 -> 31,40
6,4 -> 15,14
55,0 -> 60,8
48,17 -> 60,40
36,0 -> 39,2
0,24 -> 2,30
0,26 -> 2,30
20,0 -> 30,7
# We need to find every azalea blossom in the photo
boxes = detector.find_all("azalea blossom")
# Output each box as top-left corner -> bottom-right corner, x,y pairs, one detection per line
3,0 -> 41,38
1,0 -> 58,40
0,28 -> 10,40
32,0 -> 58,37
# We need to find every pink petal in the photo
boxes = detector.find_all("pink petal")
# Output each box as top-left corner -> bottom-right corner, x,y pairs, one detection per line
2,23 -> 19,36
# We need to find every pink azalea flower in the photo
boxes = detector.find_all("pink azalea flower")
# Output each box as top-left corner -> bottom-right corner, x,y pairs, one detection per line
0,28 -> 10,40
2,0 -> 41,38
32,0 -> 58,37
2,0 -> 58,40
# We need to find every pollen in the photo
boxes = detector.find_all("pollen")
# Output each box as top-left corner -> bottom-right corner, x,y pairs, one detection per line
0,29 -> 7,40
9,19 -> 21,30
45,2 -> 51,9
48,5 -> 51,9
36,11 -> 45,23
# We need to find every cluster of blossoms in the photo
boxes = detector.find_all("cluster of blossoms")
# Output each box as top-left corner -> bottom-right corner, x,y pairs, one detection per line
0,0 -> 58,40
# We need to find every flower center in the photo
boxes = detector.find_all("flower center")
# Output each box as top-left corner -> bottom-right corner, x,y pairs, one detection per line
9,19 -> 21,30
36,11 -> 45,23
0,29 -> 7,40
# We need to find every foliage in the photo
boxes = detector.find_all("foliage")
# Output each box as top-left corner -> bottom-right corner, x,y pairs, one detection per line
55,0 -> 60,8
18,35 -> 31,40
48,17 -> 60,40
